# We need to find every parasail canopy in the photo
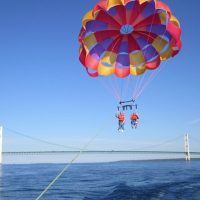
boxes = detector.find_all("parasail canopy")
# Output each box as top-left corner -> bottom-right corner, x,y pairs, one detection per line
79,0 -> 182,78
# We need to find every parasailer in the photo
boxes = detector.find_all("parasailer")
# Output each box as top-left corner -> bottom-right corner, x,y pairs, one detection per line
79,0 -> 182,132
130,112 -> 139,129
116,111 -> 126,132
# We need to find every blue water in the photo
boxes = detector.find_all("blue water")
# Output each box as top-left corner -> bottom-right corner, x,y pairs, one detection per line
1,160 -> 200,200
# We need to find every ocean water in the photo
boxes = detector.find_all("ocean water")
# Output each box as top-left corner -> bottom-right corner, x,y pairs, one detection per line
1,159 -> 200,200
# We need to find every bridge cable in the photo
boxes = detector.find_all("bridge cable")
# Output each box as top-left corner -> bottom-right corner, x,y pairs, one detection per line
189,135 -> 200,144
128,134 -> 183,151
4,127 -> 82,150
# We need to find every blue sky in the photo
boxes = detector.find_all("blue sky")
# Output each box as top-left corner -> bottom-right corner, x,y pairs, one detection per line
0,0 -> 200,153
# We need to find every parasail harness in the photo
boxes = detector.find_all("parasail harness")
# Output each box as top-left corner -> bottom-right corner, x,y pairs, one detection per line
117,99 -> 137,111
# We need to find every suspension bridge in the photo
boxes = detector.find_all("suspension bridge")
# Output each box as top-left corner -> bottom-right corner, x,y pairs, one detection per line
0,126 -> 200,164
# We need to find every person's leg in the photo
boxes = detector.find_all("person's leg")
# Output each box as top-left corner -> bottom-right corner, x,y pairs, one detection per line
118,122 -> 124,132
121,123 -> 124,131
118,121 -> 122,131
131,120 -> 134,128
134,121 -> 137,128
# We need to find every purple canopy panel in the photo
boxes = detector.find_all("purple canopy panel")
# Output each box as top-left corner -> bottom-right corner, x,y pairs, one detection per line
116,54 -> 130,68
108,6 -> 117,16
86,20 -> 108,33
118,41 -> 129,54
147,24 -> 166,35
136,37 -> 149,49
100,38 -> 113,49
90,44 -> 105,60
141,0 -> 155,18
142,45 -> 158,61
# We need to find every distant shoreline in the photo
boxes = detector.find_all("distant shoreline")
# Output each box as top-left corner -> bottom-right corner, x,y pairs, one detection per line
2,158 -> 200,166
3,150 -> 200,155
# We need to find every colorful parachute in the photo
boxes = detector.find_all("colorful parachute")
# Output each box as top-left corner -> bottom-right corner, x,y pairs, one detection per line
79,0 -> 181,78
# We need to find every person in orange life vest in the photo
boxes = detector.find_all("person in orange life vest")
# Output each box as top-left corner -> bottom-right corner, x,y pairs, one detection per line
116,112 -> 126,132
130,113 -> 139,128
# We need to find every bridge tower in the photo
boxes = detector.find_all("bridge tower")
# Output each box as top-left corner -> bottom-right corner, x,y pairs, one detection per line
184,133 -> 191,161
0,126 -> 3,164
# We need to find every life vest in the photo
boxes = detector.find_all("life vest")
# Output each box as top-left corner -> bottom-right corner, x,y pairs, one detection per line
131,114 -> 139,121
118,114 -> 125,122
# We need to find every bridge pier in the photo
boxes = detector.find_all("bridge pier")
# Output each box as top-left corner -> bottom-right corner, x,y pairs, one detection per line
184,133 -> 190,161
0,126 -> 3,164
